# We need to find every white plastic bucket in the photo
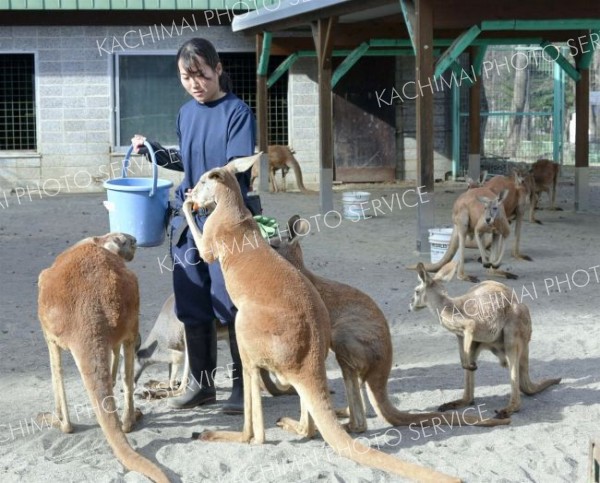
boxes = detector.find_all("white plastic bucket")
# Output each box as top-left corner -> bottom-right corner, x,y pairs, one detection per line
428,228 -> 453,264
342,191 -> 371,221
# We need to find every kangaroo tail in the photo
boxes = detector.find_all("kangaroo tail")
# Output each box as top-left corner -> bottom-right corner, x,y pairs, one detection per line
286,155 -> 311,193
294,378 -> 461,483
365,382 -> 509,428
72,342 -> 169,483
518,344 -> 561,396
408,228 -> 459,273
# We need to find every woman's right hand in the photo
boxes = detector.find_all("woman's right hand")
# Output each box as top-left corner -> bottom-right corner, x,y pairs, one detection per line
131,134 -> 147,153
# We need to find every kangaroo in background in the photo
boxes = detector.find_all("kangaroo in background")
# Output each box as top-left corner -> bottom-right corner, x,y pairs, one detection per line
271,215 -> 509,433
410,187 -> 515,283
529,159 -> 562,223
251,145 -> 311,193
134,294 -> 293,398
37,233 -> 169,483
183,154 -> 461,483
409,262 -> 561,418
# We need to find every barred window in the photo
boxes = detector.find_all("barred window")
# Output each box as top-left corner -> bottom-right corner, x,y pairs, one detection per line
116,52 -> 288,147
0,54 -> 37,151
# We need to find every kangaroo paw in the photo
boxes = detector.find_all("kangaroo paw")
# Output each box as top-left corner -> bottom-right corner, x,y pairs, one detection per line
506,272 -> 519,280
438,399 -> 474,412
513,254 -> 533,262
494,409 -> 513,419
343,422 -> 367,434
482,262 -> 492,268
37,412 -> 72,433
335,407 -> 350,418
276,417 -> 311,437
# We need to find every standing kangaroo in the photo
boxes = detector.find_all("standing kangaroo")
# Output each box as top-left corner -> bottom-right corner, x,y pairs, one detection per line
271,215 -> 509,433
411,187 -> 515,283
409,262 -> 561,418
529,159 -> 561,222
251,145 -> 311,193
37,233 -> 169,483
483,173 -> 532,261
182,154 -> 461,483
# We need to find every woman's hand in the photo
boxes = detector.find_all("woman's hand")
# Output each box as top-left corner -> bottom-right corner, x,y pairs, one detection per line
131,134 -> 146,153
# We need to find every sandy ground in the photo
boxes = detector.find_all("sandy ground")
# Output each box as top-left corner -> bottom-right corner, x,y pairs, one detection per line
0,172 -> 599,483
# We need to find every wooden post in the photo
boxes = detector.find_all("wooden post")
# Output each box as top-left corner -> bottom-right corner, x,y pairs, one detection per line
574,49 -> 590,211
312,17 -> 336,213
415,0 -> 434,253
256,33 -> 270,193
468,46 -> 482,183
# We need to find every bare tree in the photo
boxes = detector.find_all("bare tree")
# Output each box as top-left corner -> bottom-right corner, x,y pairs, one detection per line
504,52 -> 530,158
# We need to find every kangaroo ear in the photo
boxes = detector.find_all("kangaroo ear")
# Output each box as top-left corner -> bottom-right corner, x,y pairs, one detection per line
477,196 -> 490,205
287,215 -> 310,243
225,153 -> 262,174
207,168 -> 227,182
497,189 -> 509,204
416,262 -> 430,283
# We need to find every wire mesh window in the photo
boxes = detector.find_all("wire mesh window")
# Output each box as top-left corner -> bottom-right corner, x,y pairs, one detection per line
117,52 -> 288,147
0,54 -> 36,151
221,52 -> 288,146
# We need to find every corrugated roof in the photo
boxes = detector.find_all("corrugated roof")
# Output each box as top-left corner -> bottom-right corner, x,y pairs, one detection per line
231,0 -> 352,32
0,0 -> 278,10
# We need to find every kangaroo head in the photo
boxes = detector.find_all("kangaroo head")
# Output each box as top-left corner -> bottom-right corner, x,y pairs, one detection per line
477,189 -> 508,226
269,214 -> 309,269
409,262 -> 432,311
188,153 -> 262,211
93,233 -> 137,261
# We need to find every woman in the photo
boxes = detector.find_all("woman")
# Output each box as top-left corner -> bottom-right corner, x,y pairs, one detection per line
132,38 -> 255,414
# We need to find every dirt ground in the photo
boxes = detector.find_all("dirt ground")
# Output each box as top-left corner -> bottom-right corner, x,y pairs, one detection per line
0,171 -> 599,482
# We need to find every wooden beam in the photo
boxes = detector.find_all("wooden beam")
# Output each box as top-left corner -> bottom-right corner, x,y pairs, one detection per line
540,41 -> 581,82
256,33 -> 270,193
267,52 -> 299,88
574,50 -> 590,211
331,42 -> 369,88
578,31 -> 598,70
415,0 -> 435,253
435,24 -> 481,77
399,0 -> 417,54
468,46 -> 482,182
257,31 -> 272,76
312,16 -> 337,213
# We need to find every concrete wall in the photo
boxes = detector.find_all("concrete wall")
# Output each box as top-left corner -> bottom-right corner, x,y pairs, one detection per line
0,22 -> 254,195
287,57 -> 320,190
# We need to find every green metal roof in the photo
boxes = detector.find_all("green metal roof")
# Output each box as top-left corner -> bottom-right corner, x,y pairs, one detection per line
0,0 -> 278,10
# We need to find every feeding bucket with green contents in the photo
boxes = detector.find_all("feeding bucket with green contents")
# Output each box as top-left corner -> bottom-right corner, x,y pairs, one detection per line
103,142 -> 173,247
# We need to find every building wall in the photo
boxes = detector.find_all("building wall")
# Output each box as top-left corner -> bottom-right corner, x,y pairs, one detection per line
395,56 -> 453,181
287,57 -> 319,190
0,23 -> 254,194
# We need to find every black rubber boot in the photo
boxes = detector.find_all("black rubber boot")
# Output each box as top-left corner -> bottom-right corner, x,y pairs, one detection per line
222,320 -> 244,415
168,322 -> 217,409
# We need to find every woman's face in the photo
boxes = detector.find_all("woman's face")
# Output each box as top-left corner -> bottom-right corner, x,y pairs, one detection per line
178,57 -> 223,104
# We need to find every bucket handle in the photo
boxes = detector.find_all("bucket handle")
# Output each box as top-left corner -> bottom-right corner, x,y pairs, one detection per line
121,141 -> 159,197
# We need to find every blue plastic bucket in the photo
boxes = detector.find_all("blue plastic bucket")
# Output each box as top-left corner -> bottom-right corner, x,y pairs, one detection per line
103,143 -> 174,247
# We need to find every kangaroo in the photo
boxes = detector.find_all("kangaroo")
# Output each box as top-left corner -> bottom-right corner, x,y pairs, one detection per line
529,159 -> 562,223
37,233 -> 169,483
409,262 -> 561,418
182,154 -> 461,483
251,145 -> 311,193
271,215 -> 509,433
410,187 -> 515,283
134,294 -> 293,397
483,173 -> 532,261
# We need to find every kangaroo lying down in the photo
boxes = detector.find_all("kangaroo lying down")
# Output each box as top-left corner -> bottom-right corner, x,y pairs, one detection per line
271,215 -> 509,433
409,262 -> 561,418
182,154 -> 461,483
37,233 -> 169,483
